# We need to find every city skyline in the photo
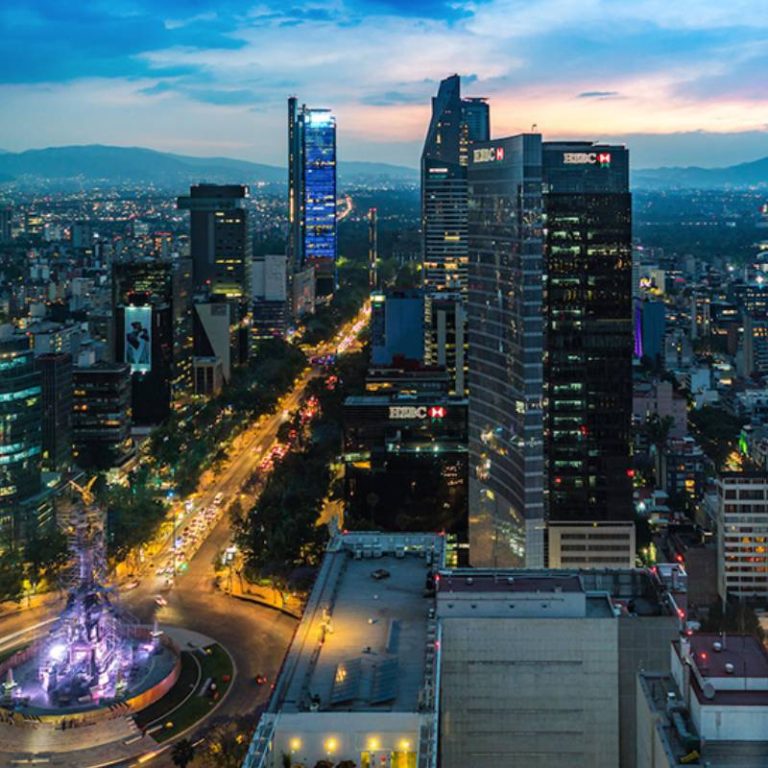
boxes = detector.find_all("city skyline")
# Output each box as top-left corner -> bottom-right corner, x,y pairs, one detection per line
2,1 -> 768,168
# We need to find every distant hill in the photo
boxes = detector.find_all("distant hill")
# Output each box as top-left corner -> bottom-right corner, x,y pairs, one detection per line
0,145 -> 418,189
633,156 -> 768,189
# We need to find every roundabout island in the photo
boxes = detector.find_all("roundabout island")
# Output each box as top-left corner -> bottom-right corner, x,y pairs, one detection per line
0,495 -> 235,767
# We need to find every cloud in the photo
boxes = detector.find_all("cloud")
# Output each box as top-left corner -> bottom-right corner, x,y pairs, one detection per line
578,91 -> 621,99
1,0 -> 768,168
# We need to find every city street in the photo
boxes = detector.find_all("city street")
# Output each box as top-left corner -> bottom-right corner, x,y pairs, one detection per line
0,301 -> 371,764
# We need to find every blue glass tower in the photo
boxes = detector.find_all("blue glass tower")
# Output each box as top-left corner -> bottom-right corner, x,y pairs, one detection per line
288,98 -> 337,293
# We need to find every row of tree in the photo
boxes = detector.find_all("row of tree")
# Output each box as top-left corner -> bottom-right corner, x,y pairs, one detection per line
235,350 -> 369,586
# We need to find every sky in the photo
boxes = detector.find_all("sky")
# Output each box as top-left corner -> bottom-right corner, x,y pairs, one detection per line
1,0 -> 768,168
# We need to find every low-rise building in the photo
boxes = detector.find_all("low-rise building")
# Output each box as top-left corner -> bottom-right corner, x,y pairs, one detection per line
637,634 -> 768,767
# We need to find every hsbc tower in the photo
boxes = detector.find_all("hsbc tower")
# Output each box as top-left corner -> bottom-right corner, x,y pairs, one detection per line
467,138 -> 633,569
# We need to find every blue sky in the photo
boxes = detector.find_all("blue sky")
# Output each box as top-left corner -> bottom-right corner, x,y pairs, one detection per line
1,0 -> 768,167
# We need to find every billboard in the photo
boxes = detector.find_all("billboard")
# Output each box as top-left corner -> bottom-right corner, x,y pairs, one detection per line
124,305 -> 152,373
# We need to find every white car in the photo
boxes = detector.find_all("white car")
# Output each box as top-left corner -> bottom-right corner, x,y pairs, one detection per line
154,595 -> 168,607
213,493 -> 224,506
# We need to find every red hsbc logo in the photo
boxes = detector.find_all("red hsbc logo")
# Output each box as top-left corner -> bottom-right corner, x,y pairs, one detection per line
473,146 -> 505,163
389,405 -> 448,419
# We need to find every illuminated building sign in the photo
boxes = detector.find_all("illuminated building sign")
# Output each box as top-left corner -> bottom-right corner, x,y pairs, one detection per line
473,146 -> 505,164
124,305 -> 152,374
389,405 -> 447,420
563,152 -> 612,167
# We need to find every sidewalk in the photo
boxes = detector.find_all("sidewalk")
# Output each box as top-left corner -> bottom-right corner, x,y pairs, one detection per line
221,578 -> 303,620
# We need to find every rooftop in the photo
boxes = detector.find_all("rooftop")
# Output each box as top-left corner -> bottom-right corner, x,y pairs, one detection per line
687,634 -> 768,680
274,533 -> 443,715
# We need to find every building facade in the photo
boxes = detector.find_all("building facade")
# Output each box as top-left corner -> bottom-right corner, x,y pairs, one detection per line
288,98 -> 337,294
424,291 -> 466,396
35,352 -> 73,473
176,184 -> 250,292
542,142 -> 634,568
466,134 -> 545,567
72,361 -> 132,470
717,472 -> 768,600
421,74 -> 489,294
0,331 -> 42,537
371,290 -> 425,366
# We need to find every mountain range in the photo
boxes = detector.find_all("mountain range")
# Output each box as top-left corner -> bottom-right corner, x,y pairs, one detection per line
0,145 -> 419,189
0,144 -> 767,190
632,156 -> 768,189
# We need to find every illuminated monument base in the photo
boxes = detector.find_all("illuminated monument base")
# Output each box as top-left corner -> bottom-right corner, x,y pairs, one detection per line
0,493 -> 180,722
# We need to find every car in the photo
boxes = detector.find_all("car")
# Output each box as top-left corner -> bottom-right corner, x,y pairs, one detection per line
213,493 -> 224,506
371,569 -> 391,581
154,595 -> 168,607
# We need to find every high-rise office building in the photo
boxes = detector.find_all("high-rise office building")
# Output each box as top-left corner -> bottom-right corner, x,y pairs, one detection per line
424,291 -> 466,395
288,97 -> 337,295
421,75 -> 489,294
542,142 -> 634,569
35,352 -> 73,473
0,329 -> 42,538
177,185 -> 251,294
72,357 -> 132,470
466,134 -> 545,567
112,260 -> 178,425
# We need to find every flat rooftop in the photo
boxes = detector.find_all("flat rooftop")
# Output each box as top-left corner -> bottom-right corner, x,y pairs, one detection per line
688,634 -> 768,679
274,533 -> 442,715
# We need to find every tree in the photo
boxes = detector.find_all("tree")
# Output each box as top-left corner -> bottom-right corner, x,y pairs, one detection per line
171,738 -> 196,768
25,528 -> 70,592
0,550 -> 24,603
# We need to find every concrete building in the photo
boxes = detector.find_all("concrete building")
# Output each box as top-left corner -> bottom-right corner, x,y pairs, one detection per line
717,472 -> 768,600
243,532 -> 445,768
438,569 -> 682,768
637,635 -> 768,767
243,531 -> 684,768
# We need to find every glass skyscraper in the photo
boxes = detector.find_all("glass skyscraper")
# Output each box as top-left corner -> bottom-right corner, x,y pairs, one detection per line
288,98 -> 337,292
467,134 -> 545,567
542,142 -> 634,568
0,331 -> 42,539
467,138 -> 634,569
421,75 -> 489,294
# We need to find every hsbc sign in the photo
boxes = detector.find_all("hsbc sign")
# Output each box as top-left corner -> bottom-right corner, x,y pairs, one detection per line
388,405 -> 447,420
563,151 -> 612,167
473,146 -> 505,163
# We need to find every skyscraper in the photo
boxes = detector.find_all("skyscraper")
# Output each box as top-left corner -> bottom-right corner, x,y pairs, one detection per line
176,184 -> 251,295
35,352 -> 73,473
177,184 -> 252,367
113,259 -> 191,425
288,97 -> 337,295
467,134 -> 545,567
421,75 -> 489,294
0,329 -> 42,539
542,142 -> 634,569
